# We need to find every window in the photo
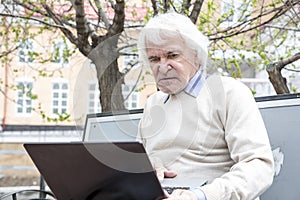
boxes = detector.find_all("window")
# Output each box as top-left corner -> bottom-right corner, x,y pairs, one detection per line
18,39 -> 35,63
123,54 -> 138,68
52,82 -> 68,114
122,47 -> 139,72
222,0 -> 234,22
88,82 -> 101,114
16,81 -> 33,114
122,84 -> 139,109
51,39 -> 71,64
221,0 -> 251,26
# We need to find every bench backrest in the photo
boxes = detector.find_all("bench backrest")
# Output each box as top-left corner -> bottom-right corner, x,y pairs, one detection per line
256,93 -> 300,199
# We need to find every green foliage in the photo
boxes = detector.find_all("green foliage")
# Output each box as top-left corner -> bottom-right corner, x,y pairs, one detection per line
1,0 -> 299,123
197,0 -> 300,96
135,70 -> 153,92
15,83 -> 38,101
291,87 -> 297,93
35,103 -> 71,123
0,0 -> 76,123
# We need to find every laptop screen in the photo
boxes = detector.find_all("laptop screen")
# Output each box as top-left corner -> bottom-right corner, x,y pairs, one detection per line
82,109 -> 143,142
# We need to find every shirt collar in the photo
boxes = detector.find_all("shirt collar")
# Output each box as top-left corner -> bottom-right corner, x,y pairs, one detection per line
163,68 -> 205,103
184,68 -> 205,97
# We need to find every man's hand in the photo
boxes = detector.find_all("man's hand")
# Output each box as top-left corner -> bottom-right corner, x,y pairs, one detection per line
163,189 -> 198,200
151,157 -> 177,182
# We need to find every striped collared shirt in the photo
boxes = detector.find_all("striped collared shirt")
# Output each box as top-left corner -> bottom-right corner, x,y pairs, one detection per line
164,69 -> 205,103
184,69 -> 205,97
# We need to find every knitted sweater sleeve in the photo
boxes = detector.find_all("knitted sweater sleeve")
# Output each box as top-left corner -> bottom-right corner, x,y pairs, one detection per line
201,78 -> 274,200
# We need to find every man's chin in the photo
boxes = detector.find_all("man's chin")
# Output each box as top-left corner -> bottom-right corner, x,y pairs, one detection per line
158,86 -> 181,94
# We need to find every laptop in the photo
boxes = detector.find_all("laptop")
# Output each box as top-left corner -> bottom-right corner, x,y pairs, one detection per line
24,142 -> 207,200
82,109 -> 143,142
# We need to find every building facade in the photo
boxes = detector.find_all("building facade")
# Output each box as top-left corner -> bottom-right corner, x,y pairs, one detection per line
0,0 -> 299,138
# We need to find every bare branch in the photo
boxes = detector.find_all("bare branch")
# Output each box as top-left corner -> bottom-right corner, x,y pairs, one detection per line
266,52 -> 300,94
277,52 -> 300,70
189,0 -> 204,24
92,0 -> 110,29
123,65 -> 143,101
284,67 -> 300,72
0,46 -> 18,59
43,5 -> 78,46
108,0 -> 125,36
0,12 -> 66,29
209,0 -> 300,40
13,0 -> 77,29
163,0 -> 170,13
71,0 -> 94,55
151,0 -> 159,16
264,24 -> 300,32
13,0 -> 49,17
181,0 -> 191,14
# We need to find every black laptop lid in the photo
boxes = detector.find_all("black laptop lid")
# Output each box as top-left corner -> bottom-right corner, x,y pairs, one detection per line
24,142 -> 165,200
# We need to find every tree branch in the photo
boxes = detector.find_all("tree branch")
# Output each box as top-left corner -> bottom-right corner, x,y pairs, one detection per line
13,0 -> 49,17
264,24 -> 300,32
43,5 -> 78,46
189,0 -> 204,24
92,0 -> 110,29
151,0 -> 159,16
163,0 -> 170,13
108,0 -> 125,36
278,52 -> 300,69
13,0 -> 77,29
0,12 -> 66,29
0,46 -> 18,59
266,52 -> 300,94
71,0 -> 93,55
208,0 -> 300,40
181,0 -> 191,14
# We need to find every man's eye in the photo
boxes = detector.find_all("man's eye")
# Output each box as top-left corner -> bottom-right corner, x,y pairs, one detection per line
149,57 -> 160,63
167,53 -> 179,59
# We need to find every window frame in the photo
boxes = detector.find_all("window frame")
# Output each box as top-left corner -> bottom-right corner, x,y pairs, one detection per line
87,81 -> 102,114
15,79 -> 34,116
51,80 -> 69,115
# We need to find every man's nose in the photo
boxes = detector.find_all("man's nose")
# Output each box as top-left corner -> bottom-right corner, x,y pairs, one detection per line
158,64 -> 172,74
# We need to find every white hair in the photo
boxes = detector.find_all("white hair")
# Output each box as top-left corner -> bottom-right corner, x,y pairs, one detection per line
137,12 -> 209,71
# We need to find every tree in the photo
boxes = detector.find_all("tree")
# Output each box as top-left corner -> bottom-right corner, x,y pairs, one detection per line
1,0 -> 299,116
1,0 -> 129,113
197,0 -> 300,94
267,52 -> 300,94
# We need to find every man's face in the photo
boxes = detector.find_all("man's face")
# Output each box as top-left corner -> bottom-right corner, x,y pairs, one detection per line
146,36 -> 199,94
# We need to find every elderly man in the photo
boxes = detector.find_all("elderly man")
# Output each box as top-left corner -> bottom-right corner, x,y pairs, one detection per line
137,12 -> 274,200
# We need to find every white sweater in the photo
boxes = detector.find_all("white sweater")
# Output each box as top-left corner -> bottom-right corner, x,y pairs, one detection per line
138,76 -> 274,200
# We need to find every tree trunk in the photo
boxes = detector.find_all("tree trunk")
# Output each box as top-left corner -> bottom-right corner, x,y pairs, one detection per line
98,60 -> 125,112
266,53 -> 300,94
89,34 -> 125,112
266,62 -> 290,94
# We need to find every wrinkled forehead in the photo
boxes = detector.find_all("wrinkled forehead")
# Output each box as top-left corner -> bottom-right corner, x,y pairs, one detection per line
144,28 -> 184,47
146,43 -> 183,57
144,29 -> 186,53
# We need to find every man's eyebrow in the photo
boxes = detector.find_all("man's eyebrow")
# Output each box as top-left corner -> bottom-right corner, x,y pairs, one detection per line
148,55 -> 158,59
166,49 -> 182,54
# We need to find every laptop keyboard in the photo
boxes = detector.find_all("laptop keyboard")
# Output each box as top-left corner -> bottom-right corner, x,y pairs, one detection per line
162,186 -> 190,194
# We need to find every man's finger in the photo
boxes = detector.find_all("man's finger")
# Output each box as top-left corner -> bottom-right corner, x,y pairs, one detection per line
164,170 -> 177,178
156,167 -> 166,182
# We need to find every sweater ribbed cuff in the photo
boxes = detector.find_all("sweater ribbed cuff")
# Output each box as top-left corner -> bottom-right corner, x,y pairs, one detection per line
200,184 -> 223,200
190,188 -> 207,200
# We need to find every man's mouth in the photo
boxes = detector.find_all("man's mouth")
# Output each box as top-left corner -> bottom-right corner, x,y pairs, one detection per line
158,77 -> 176,81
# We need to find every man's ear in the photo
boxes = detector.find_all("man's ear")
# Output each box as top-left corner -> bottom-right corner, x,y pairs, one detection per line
194,53 -> 200,69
